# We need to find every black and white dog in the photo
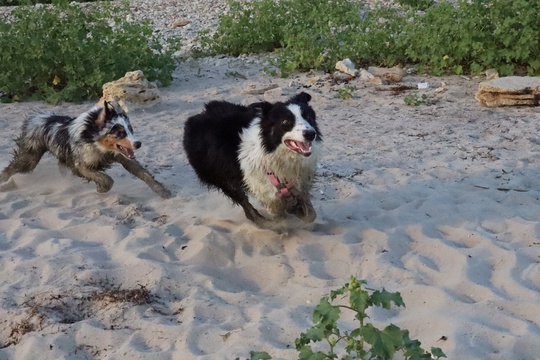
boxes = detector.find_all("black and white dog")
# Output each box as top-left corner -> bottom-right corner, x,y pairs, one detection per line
183,92 -> 322,228
0,101 -> 171,198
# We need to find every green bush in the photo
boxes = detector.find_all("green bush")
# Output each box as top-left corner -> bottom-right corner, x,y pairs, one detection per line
0,0 -> 179,103
394,0 -> 434,11
401,0 -> 540,76
0,0 -> 97,5
200,0 -> 285,56
202,0 -> 407,77
202,0 -> 540,77
248,276 -> 446,360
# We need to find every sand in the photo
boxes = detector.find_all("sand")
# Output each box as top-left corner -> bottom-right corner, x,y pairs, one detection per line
1,55 -> 540,359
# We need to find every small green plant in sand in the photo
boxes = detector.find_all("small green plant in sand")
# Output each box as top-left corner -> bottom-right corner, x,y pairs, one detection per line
247,276 -> 446,360
404,92 -> 432,106
0,0 -> 179,103
338,84 -> 357,101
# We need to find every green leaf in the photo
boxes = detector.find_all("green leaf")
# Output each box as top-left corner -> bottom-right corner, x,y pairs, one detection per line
370,289 -> 405,310
303,327 -> 326,342
431,347 -> 447,358
249,351 -> 272,360
313,297 -> 340,328
298,346 -> 332,360
360,323 -> 407,360
349,286 -> 371,318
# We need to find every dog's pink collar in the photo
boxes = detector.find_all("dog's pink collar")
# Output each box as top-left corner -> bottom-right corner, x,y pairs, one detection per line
265,164 -> 293,198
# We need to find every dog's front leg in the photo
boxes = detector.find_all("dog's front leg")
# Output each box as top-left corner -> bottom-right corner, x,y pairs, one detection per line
75,166 -> 114,193
115,156 -> 172,199
285,189 -> 316,223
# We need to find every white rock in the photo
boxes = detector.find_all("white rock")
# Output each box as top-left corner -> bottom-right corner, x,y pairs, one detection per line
335,58 -> 359,77
360,69 -> 375,80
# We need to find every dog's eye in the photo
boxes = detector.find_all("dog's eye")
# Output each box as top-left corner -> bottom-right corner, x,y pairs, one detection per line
282,119 -> 291,126
110,124 -> 127,138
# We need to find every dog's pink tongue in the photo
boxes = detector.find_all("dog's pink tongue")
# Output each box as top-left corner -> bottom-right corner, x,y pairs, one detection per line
298,141 -> 311,152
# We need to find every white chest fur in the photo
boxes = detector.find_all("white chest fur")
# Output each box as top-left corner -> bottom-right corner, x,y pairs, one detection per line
238,119 -> 321,209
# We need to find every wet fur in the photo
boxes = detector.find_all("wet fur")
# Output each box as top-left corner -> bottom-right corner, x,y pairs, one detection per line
183,92 -> 322,228
0,102 -> 171,198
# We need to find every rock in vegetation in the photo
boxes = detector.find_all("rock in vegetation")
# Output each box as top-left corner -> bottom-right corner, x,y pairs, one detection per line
367,66 -> 407,83
359,69 -> 375,81
333,71 -> 354,84
101,70 -> 160,112
335,58 -> 359,77
485,68 -> 499,80
475,76 -> 540,107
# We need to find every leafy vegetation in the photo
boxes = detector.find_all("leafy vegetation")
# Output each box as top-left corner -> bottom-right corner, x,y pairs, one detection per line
403,92 -> 432,106
395,0 -> 434,11
338,84 -> 357,100
0,0 -> 97,5
202,0 -> 540,77
0,0 -> 178,103
247,276 -> 446,360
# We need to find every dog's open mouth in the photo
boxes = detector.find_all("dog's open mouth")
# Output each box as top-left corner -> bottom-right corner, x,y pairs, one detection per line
117,144 -> 136,160
284,140 -> 312,157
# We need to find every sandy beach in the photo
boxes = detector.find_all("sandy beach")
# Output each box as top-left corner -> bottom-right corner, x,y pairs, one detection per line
1,49 -> 540,359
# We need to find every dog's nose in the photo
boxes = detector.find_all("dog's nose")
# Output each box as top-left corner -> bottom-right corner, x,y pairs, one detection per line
134,141 -> 142,149
303,130 -> 316,142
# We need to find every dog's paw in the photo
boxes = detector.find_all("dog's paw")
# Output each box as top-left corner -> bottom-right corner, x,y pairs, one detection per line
96,179 -> 114,193
287,199 -> 316,223
301,207 -> 317,223
157,187 -> 173,199
0,177 -> 17,192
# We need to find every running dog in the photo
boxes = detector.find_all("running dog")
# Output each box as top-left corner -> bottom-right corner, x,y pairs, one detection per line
183,92 -> 322,228
0,101 -> 171,198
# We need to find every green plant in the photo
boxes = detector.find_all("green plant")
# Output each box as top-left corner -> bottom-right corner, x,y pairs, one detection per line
201,0 -> 408,77
403,92 -> 432,106
399,0 -> 540,76
338,84 -> 356,100
199,0 -> 285,56
0,0 -> 97,5
202,0 -> 540,77
248,276 -> 446,360
394,0 -> 434,11
0,0 -> 179,103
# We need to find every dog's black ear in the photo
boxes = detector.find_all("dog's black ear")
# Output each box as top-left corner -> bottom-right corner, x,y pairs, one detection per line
96,101 -> 116,129
249,101 -> 273,116
289,92 -> 311,104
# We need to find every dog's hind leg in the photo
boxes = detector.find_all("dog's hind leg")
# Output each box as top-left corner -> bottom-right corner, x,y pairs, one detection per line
74,166 -> 114,193
0,145 -> 46,183
115,156 -> 172,199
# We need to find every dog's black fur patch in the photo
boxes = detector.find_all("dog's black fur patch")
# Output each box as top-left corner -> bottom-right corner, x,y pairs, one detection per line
183,92 -> 322,228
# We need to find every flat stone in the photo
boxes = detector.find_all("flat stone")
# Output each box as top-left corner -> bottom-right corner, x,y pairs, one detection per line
476,76 -> 540,107
475,92 -> 538,107
367,66 -> 407,83
478,76 -> 540,94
